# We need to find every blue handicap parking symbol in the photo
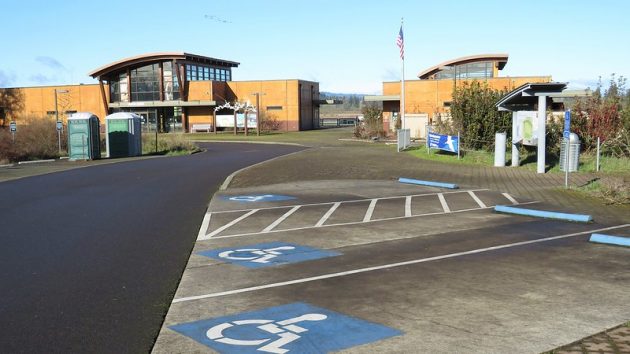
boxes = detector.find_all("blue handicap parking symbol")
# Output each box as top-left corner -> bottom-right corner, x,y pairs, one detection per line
223,194 -> 296,202
170,302 -> 402,353
198,242 -> 341,268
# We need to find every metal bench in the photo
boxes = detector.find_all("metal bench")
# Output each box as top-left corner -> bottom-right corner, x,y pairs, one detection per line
191,123 -> 212,132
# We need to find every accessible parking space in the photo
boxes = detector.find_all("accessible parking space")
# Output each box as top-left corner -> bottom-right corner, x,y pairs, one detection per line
154,180 -> 630,354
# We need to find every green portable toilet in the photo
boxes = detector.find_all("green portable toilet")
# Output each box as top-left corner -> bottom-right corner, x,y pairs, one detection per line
105,112 -> 142,158
67,112 -> 101,160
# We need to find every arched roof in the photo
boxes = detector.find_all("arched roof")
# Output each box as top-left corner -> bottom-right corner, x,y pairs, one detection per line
417,54 -> 509,79
88,52 -> 240,79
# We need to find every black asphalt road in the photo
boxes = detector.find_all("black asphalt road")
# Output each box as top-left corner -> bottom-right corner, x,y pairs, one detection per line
0,142 -> 304,353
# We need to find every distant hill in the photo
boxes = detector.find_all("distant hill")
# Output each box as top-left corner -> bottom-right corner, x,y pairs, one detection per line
320,92 -> 367,115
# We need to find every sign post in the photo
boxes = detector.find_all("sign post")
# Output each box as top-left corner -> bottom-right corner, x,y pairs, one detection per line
563,110 -> 571,188
56,120 -> 63,153
10,121 -> 17,143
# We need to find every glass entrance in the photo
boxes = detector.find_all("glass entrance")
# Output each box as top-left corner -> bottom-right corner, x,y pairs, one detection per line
134,109 -> 158,132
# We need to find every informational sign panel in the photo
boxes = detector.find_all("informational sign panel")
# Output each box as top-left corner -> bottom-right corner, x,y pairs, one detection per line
514,111 -> 538,146
170,302 -> 402,354
56,121 -> 63,131
428,131 -> 459,153
9,121 -> 17,132
216,113 -> 258,128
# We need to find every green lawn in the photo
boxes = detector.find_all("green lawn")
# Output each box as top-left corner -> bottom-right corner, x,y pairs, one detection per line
405,145 -> 630,175
185,127 -> 359,147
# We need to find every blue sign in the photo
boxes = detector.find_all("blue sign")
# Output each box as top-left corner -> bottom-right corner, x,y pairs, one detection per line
428,132 -> 459,153
198,242 -> 341,268
170,302 -> 402,353
223,194 -> 296,203
9,121 -> 16,132
563,110 -> 571,139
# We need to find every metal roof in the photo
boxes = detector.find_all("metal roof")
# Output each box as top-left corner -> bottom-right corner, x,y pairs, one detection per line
496,82 -> 567,111
364,95 -> 401,102
88,52 -> 240,79
418,54 -> 509,79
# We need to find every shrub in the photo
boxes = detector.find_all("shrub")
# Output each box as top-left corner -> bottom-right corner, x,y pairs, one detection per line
142,133 -> 199,155
0,118 -> 64,162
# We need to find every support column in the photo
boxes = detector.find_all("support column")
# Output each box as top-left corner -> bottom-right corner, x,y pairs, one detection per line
511,111 -> 519,167
98,79 -> 109,115
537,95 -> 547,174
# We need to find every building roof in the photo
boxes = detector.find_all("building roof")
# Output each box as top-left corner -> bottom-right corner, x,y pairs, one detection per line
417,54 -> 509,79
88,52 -> 240,79
496,82 -> 567,111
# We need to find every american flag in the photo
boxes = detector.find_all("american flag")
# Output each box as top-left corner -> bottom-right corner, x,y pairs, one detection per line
396,26 -> 404,60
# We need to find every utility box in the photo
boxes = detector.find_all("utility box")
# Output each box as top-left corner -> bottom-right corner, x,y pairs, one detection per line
67,112 -> 101,160
105,112 -> 142,158
560,133 -> 581,172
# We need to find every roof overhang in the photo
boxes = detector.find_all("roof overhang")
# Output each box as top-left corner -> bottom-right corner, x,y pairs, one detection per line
418,54 -> 509,79
109,100 -> 217,108
89,52 -> 240,79
496,82 -> 567,112
364,95 -> 400,102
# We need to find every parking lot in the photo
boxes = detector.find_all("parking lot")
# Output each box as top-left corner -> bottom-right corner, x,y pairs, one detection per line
153,180 -> 630,353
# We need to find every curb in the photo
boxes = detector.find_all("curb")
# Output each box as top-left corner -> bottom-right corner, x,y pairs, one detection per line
219,149 -> 309,191
192,140 -> 305,147
589,233 -> 630,247
494,205 -> 593,222
398,177 -> 459,189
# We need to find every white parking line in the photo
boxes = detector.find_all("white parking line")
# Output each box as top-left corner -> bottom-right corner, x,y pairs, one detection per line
200,209 -> 259,240
315,202 -> 341,227
173,224 -> 630,303
363,199 -> 378,222
468,191 -> 487,208
502,193 -> 519,205
438,193 -> 451,213
405,196 -> 412,217
262,206 -> 301,233
211,189 -> 488,214
208,201 -> 539,240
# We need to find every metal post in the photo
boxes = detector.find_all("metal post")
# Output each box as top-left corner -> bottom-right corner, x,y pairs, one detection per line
536,95 -> 547,174
58,129 -> 61,153
155,130 -> 158,154
233,111 -> 237,135
457,131 -> 460,160
511,112 -> 519,167
55,89 -> 59,124
564,136 -> 570,188
596,137 -> 600,172
256,93 -> 261,136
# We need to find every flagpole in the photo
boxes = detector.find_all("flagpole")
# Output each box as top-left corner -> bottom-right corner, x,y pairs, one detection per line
400,18 -> 405,130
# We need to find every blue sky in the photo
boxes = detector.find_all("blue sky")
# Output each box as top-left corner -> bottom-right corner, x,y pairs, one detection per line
1,0 -> 628,93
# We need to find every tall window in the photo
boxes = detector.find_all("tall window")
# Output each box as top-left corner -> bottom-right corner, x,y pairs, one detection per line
130,64 -> 160,101
109,73 -> 128,102
163,61 -> 180,100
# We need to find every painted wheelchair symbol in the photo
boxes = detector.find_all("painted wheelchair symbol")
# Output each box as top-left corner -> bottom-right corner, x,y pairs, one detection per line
218,246 -> 296,264
206,313 -> 327,353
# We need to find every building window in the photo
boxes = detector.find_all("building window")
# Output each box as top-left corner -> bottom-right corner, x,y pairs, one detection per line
46,111 -> 56,115
130,63 -> 160,101
266,106 -> 283,110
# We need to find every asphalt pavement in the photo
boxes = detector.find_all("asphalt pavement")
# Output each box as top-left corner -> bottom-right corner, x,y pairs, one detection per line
0,142 -> 304,353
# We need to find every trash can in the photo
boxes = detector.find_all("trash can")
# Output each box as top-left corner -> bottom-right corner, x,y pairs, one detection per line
105,112 -> 142,158
67,112 -> 101,160
560,133 -> 580,172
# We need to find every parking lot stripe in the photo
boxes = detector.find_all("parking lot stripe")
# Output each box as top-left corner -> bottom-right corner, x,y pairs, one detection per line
363,199 -> 378,222
262,206 -> 301,233
405,196 -> 412,217
201,209 -> 259,240
468,191 -> 487,208
196,211 -> 212,241
502,193 -> 519,205
315,202 -> 341,227
212,189 -> 488,214
173,224 -> 630,303
438,193 -> 451,213
209,201 -> 539,240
